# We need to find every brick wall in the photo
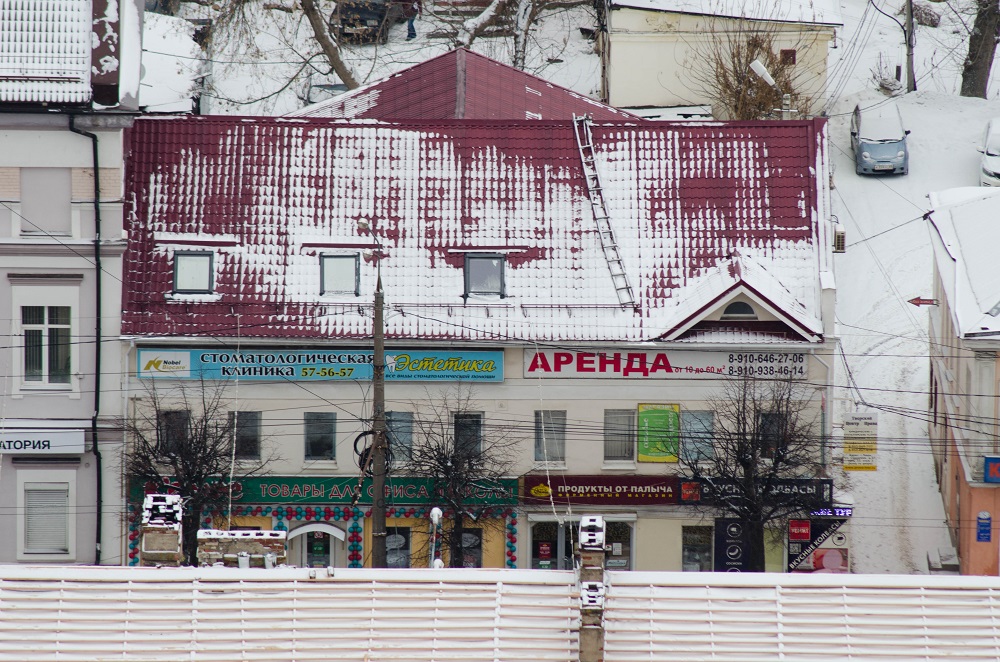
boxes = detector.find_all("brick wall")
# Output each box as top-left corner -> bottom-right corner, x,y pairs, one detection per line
71,167 -> 121,200
0,167 -> 19,198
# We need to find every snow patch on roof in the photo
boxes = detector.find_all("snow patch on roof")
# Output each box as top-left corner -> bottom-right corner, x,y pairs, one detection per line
611,0 -> 843,25
928,187 -> 1000,337
0,0 -> 92,103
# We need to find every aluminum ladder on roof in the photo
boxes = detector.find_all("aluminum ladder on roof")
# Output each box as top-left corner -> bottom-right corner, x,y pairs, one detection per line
573,115 -> 635,309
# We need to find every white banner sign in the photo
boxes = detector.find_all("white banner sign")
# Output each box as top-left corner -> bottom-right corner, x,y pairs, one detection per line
843,413 -> 878,471
0,429 -> 85,454
523,349 -> 807,379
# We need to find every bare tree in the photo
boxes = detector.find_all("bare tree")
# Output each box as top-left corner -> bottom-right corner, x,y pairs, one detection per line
151,0 -> 589,112
678,375 -> 826,572
400,386 -> 521,567
960,0 -> 1000,98
685,20 -> 814,120
123,381 -> 275,565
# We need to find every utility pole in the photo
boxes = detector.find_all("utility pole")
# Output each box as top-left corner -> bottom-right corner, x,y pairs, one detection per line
371,272 -> 388,568
905,0 -> 916,92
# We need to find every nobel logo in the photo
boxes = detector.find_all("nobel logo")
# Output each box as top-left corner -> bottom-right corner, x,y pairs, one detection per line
144,358 -> 187,372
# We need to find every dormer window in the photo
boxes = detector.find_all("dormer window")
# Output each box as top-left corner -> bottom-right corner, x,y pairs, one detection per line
721,301 -> 757,320
173,252 -> 214,294
320,254 -> 359,296
465,254 -> 505,298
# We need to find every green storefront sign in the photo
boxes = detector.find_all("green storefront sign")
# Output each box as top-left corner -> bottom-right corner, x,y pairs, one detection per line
637,403 -> 680,462
131,476 -> 518,506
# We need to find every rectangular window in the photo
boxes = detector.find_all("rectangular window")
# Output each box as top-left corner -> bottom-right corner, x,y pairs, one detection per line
320,254 -> 359,296
304,412 -> 336,460
22,305 -> 71,385
681,526 -> 713,571
230,411 -> 261,459
759,412 -> 786,459
464,254 -> 505,298
157,410 -> 191,455
173,251 -> 214,293
459,528 -> 483,568
386,411 -> 414,460
386,527 -> 411,568
454,412 -> 483,455
20,167 -> 71,236
24,483 -> 69,553
535,410 -> 566,462
780,49 -> 797,65
604,409 -> 635,461
681,410 -> 715,462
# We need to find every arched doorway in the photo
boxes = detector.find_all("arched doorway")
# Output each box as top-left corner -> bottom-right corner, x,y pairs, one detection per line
286,522 -> 347,568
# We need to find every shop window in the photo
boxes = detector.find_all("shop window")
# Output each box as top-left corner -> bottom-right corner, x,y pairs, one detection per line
681,411 -> 715,462
603,409 -> 635,461
464,254 -> 505,298
386,527 -> 411,568
386,411 -> 413,459
534,410 -> 566,463
682,526 -> 713,571
306,531 -> 331,568
454,412 -> 483,454
21,305 -> 71,385
230,411 -> 261,459
20,167 -> 71,236
24,484 -> 69,553
531,520 -> 633,570
721,301 -> 757,320
320,254 -> 359,296
304,412 -> 336,460
759,412 -> 786,459
459,528 -> 483,568
173,251 -> 214,294
605,521 -> 633,569
157,410 -> 191,455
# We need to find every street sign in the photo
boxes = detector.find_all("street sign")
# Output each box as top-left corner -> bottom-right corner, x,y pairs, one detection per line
907,297 -> 938,307
978,512 -> 992,543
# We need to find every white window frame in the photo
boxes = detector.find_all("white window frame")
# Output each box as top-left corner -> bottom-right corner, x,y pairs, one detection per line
603,408 -> 636,467
17,469 -> 76,561
173,251 -> 214,294
534,409 -> 567,467
320,254 -> 360,296
11,282 -> 80,395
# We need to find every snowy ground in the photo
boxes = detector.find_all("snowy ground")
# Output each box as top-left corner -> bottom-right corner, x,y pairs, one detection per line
141,0 -> 1000,573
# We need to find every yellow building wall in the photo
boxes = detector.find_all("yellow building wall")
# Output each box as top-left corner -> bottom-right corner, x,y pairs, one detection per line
606,8 -> 834,115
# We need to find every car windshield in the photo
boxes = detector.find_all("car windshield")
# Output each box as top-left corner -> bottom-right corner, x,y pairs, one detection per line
860,140 -> 903,158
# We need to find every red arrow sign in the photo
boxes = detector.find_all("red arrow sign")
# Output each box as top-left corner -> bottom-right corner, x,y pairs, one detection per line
908,297 -> 938,307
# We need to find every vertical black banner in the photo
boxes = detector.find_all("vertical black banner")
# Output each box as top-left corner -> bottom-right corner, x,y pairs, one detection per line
713,518 -> 749,572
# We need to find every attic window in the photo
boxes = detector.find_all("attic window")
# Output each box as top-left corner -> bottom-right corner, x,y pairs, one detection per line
320,254 -> 359,296
173,252 -> 214,294
464,254 -> 505,299
721,301 -> 757,320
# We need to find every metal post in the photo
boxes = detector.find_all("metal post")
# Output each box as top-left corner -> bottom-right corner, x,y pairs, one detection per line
781,94 -> 792,121
371,272 -> 388,568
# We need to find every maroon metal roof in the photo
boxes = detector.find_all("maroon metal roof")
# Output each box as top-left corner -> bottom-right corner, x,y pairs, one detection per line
291,48 -> 639,121
121,116 -> 829,342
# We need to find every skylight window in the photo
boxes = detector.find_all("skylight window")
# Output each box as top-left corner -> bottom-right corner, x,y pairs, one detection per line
464,254 -> 505,299
321,254 -> 359,296
721,301 -> 757,320
173,252 -> 214,294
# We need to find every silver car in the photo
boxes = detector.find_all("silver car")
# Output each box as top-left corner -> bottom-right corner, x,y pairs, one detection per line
850,104 -> 909,176
978,118 -> 1000,186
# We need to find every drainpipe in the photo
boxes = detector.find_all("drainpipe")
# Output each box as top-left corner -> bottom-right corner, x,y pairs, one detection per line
69,115 -> 103,565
